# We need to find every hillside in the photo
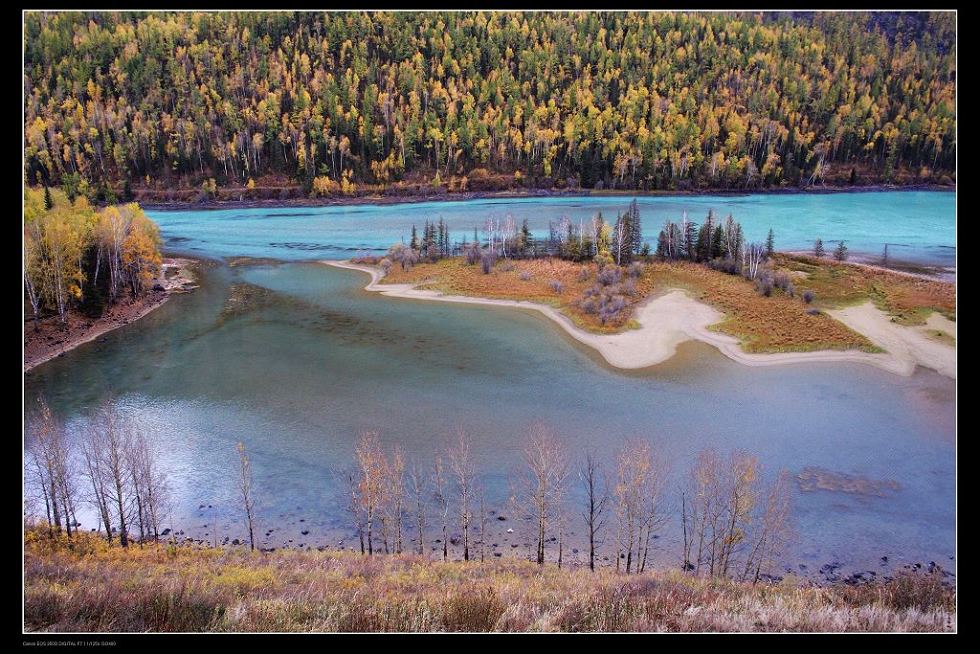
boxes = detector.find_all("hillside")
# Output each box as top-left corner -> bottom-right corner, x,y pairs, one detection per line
24,11 -> 955,204
24,528 -> 954,632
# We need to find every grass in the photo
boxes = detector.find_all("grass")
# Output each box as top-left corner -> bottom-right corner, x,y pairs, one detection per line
775,254 -> 956,325
379,254 -> 954,353
25,527 -> 954,632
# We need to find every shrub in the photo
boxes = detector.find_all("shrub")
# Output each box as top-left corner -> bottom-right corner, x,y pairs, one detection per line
597,267 -> 621,286
707,257 -> 740,275
549,279 -> 564,294
627,262 -> 644,278
518,271 -> 531,281
802,290 -> 815,304
464,243 -> 481,265
498,260 -> 515,272
806,307 -> 821,316
755,273 -> 774,297
577,268 -> 592,282
480,252 -> 496,274
379,258 -> 392,274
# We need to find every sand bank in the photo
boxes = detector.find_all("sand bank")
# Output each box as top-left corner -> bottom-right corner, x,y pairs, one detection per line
327,261 -> 955,379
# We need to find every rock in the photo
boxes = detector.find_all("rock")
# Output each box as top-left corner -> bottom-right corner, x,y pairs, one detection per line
301,530 -> 309,536
506,528 -> 514,533
497,515 -> 507,521
494,552 -> 502,557
572,548 -> 579,554
153,283 -> 165,291
232,538 -> 240,545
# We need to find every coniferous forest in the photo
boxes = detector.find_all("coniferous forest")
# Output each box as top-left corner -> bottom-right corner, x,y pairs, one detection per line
24,11 -> 955,202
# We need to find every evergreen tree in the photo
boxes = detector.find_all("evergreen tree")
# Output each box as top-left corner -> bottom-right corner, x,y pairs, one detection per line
833,240 -> 849,261
683,220 -> 698,261
627,198 -> 643,254
43,186 -> 53,211
765,228 -> 775,258
710,225 -> 724,260
410,224 -> 419,251
813,238 -> 825,257
881,243 -> 890,266
520,218 -> 533,257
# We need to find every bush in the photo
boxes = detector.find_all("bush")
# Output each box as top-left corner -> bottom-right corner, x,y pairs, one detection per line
480,252 -> 496,274
518,271 -> 531,281
597,267 -> 621,286
806,307 -> 821,316
464,243 -> 481,265
707,257 -> 740,275
549,279 -> 564,294
498,260 -> 515,272
379,258 -> 392,274
627,262 -> 644,278
802,290 -> 815,304
579,283 -> 628,325
755,273 -> 774,297
577,268 -> 592,282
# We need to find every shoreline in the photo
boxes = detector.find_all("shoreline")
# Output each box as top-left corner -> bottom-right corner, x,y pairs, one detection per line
140,183 -> 955,212
23,258 -> 198,372
327,260 -> 955,380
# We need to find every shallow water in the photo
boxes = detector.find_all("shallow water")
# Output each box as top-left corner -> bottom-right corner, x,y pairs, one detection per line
147,190 -> 956,266
25,252 -> 955,575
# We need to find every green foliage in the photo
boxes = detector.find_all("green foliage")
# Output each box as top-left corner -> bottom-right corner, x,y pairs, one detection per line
23,11 -> 955,193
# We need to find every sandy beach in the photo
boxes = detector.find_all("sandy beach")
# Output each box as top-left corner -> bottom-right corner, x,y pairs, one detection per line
327,260 -> 955,380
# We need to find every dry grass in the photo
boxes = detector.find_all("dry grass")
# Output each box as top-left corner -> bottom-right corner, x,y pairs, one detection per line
383,258 -> 657,334
775,254 -> 956,325
379,255 -> 954,353
24,528 -> 954,633
643,260 -> 877,353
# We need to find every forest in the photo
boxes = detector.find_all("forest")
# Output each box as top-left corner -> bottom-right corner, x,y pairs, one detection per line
24,11 -> 955,202
23,186 -> 163,327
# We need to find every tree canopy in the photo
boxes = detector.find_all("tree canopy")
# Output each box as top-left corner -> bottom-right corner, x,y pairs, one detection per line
24,11 -> 955,197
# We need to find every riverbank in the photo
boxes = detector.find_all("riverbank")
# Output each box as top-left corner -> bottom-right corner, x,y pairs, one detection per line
328,260 -> 955,379
23,258 -> 198,372
24,526 -> 954,632
139,183 -> 955,212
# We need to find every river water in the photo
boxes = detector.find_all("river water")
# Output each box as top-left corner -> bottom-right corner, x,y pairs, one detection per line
24,191 -> 956,579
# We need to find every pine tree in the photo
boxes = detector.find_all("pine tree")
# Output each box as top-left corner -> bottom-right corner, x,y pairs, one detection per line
43,186 -> 53,211
521,218 -> 533,257
710,225 -> 723,260
881,243 -> 889,266
813,238 -> 825,258
833,240 -> 848,261
765,228 -> 775,258
410,224 -> 419,251
627,198 -> 643,254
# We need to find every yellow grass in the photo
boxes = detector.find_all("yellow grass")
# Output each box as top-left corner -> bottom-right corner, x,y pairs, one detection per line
380,253 -> 958,353
24,527 -> 955,633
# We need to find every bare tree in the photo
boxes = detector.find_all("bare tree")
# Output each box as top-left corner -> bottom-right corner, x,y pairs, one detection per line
80,425 -> 115,542
613,439 -> 668,574
344,466 -> 366,554
478,485 -> 488,562
92,403 -> 134,548
408,461 -> 428,556
516,423 -> 569,565
717,452 -> 758,578
580,449 -> 610,571
354,431 -> 386,555
432,454 -> 450,561
741,470 -> 793,583
448,430 -> 476,561
26,399 -> 66,536
387,445 -> 406,554
236,442 -> 257,551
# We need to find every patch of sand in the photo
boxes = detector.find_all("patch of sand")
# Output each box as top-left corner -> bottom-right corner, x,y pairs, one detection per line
327,261 -> 955,379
